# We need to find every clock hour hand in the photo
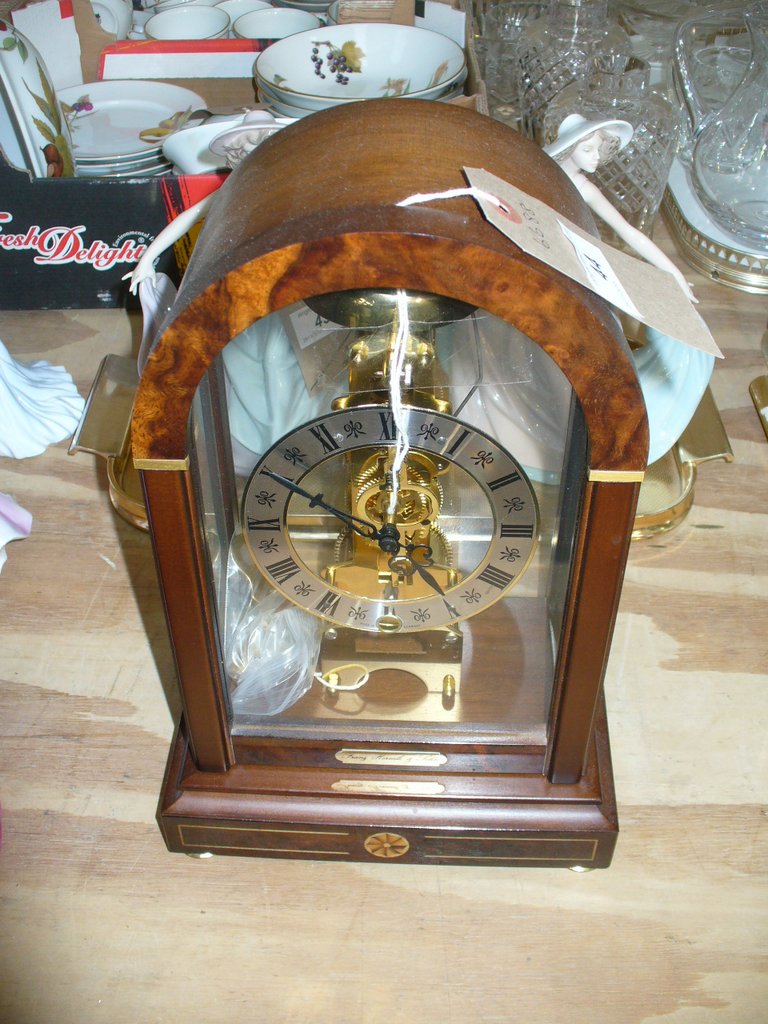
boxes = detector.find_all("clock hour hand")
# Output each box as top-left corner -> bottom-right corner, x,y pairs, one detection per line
390,545 -> 446,597
262,468 -> 402,551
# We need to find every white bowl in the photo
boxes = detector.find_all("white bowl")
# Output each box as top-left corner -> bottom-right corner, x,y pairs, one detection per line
256,54 -> 467,112
233,7 -> 321,41
254,23 -> 466,110
274,0 -> 331,8
153,0 -> 221,10
216,0 -> 272,33
146,4 -> 230,37
258,68 -> 467,116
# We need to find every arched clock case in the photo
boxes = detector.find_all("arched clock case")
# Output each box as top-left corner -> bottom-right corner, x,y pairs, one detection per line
131,100 -> 648,869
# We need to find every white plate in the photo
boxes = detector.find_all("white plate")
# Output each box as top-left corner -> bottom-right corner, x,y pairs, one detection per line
258,91 -> 315,118
76,159 -> 173,178
74,145 -> 164,166
74,147 -> 168,168
0,19 -> 76,177
58,80 -> 207,160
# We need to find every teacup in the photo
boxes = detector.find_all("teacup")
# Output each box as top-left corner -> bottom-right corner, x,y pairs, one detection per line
232,7 -> 321,43
90,0 -> 133,38
132,8 -> 154,28
146,4 -> 230,38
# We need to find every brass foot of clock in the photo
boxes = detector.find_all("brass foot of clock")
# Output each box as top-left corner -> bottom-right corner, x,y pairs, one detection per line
128,100 -> 652,868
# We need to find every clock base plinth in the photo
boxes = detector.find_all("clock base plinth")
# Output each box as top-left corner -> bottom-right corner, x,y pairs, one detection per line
156,698 -> 619,870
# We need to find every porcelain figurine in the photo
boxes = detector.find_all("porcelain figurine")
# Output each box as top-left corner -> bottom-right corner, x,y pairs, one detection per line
0,338 -> 84,569
0,491 -> 32,574
544,113 -> 696,301
0,339 -> 85,460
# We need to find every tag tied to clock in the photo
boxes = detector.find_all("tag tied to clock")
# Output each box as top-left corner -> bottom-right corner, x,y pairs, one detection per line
464,167 -> 722,359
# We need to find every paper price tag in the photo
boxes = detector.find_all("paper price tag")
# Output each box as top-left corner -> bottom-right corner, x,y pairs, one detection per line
463,167 -> 722,357
287,303 -> 336,350
558,222 -> 643,320
282,303 -> 349,395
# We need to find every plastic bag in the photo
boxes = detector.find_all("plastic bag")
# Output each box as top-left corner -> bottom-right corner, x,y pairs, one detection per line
224,535 -> 323,717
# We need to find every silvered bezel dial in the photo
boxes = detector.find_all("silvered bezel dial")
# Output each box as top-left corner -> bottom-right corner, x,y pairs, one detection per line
242,406 -> 539,633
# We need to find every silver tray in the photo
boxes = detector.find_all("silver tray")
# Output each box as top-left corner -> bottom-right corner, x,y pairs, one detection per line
661,158 -> 768,295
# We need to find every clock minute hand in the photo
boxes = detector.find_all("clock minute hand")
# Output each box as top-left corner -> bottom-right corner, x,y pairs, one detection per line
262,468 -> 400,550
412,562 -> 445,597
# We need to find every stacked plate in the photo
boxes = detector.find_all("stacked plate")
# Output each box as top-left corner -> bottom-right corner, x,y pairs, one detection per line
254,23 -> 467,118
59,81 -> 208,178
272,0 -> 332,14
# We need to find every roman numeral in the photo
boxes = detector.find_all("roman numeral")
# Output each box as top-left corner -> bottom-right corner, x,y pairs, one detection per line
246,516 -> 280,532
378,411 -> 396,441
309,423 -> 340,453
315,590 -> 342,617
445,428 -> 470,457
488,471 -> 521,490
500,524 -> 535,538
478,565 -> 515,590
265,556 -> 301,585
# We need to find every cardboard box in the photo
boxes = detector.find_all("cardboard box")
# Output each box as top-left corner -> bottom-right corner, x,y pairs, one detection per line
1,0 -> 483,310
2,0 -> 265,309
0,166 -> 224,308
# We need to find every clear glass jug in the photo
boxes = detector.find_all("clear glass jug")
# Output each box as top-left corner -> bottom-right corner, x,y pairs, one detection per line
675,2 -> 768,248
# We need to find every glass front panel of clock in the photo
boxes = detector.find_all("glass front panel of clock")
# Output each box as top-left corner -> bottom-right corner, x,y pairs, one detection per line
188,289 -> 587,751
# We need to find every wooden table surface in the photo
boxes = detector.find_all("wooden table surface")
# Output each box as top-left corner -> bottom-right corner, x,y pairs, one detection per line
1,227 -> 766,1023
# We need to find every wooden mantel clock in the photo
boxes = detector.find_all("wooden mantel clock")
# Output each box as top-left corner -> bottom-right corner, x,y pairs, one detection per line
130,99 -> 647,869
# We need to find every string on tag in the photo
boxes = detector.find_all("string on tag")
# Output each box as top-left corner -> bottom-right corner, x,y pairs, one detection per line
387,289 -> 412,517
397,186 -> 511,214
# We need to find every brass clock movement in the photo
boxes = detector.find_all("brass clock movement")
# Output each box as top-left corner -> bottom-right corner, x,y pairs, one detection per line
241,290 -> 539,715
129,100 -> 648,868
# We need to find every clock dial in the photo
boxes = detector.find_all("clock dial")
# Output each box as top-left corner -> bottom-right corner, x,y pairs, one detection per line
242,406 -> 539,633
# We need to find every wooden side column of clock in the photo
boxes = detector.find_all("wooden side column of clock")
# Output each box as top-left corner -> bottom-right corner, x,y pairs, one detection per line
131,100 -> 649,868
